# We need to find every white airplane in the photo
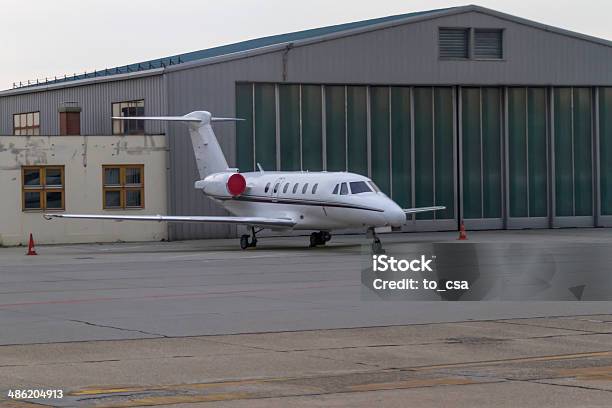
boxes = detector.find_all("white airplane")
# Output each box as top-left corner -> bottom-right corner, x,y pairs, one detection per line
45,111 -> 444,252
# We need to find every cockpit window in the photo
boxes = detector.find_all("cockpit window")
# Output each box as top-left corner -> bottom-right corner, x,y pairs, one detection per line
332,184 -> 339,194
265,182 -> 271,193
340,182 -> 348,195
302,183 -> 309,194
312,183 -> 318,194
349,181 -> 372,194
367,181 -> 381,193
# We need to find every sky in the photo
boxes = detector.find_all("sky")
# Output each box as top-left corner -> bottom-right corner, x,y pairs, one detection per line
3,0 -> 611,90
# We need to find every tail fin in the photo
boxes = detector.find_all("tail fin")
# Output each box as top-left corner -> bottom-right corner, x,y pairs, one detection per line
113,111 -> 242,179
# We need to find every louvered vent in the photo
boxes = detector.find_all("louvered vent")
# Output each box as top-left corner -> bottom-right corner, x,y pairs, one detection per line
475,29 -> 503,59
439,28 -> 469,59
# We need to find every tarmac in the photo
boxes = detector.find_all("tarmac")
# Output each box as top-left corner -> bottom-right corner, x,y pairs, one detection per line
1,228 -> 612,407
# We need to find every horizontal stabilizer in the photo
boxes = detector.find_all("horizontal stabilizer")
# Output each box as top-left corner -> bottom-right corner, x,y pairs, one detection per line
112,116 -> 202,122
403,206 -> 446,214
111,116 -> 244,123
44,213 -> 295,228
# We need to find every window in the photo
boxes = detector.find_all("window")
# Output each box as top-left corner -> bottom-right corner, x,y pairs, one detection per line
103,165 -> 144,209
112,100 -> 145,135
22,166 -> 64,211
292,183 -> 299,194
283,183 -> 289,194
302,183 -> 309,194
14,112 -> 40,135
273,183 -> 280,193
349,181 -> 372,194
340,182 -> 348,195
312,183 -> 318,194
475,29 -> 503,59
439,28 -> 469,59
367,181 -> 381,193
332,184 -> 339,194
265,182 -> 271,193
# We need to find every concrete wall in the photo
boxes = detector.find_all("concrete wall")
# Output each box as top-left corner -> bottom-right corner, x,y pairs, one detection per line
0,135 -> 168,246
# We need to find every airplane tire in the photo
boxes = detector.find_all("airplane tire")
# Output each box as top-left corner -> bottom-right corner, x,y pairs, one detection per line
240,235 -> 250,250
322,232 -> 331,242
309,233 -> 319,247
371,240 -> 385,255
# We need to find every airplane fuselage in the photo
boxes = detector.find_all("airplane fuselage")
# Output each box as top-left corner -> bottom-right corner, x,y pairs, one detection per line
197,171 -> 406,231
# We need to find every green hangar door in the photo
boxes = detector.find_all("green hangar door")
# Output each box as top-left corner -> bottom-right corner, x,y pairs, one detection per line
460,87 -> 503,229
506,87 -> 549,228
553,87 -> 595,227
601,88 -> 612,225
235,83 -> 457,231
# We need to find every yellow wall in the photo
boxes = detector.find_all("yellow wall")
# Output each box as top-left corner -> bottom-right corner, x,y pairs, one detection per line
0,135 -> 167,246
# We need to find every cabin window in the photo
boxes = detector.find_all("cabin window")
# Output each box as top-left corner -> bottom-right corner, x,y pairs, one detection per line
349,181 -> 372,194
312,183 -> 318,194
22,166 -> 65,211
340,182 -> 348,195
367,181 -> 381,192
302,183 -> 309,194
273,183 -> 280,193
264,182 -> 271,193
103,164 -> 144,209
283,183 -> 289,194
332,184 -> 339,194
292,183 -> 299,194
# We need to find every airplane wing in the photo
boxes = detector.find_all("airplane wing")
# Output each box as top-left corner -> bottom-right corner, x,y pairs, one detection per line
44,214 -> 295,228
402,206 -> 446,214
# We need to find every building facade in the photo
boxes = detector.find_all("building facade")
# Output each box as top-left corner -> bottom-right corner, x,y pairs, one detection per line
1,5 -> 611,244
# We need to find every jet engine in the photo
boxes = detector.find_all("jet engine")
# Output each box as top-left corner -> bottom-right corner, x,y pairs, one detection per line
195,172 -> 247,198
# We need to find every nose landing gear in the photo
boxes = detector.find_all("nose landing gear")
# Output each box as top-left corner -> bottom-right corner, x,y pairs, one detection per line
367,228 -> 385,254
240,227 -> 260,249
309,231 -> 331,247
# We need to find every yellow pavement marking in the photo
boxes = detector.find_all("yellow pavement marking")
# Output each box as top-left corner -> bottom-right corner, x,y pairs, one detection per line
87,392 -> 251,407
348,377 -> 478,391
556,365 -> 612,381
411,350 -> 612,371
0,400 -> 52,408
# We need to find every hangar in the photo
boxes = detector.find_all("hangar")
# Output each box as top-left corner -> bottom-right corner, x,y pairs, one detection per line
1,4 -> 611,245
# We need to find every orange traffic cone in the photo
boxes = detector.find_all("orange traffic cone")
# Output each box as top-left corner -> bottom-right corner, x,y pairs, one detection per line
458,222 -> 468,241
26,233 -> 37,255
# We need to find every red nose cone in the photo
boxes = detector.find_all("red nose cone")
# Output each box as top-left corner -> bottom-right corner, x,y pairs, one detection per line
227,173 -> 246,196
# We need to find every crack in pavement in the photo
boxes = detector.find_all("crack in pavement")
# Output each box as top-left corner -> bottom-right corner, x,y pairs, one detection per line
68,319 -> 168,338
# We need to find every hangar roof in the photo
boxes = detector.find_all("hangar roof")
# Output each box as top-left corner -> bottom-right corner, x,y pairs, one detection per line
4,4 -> 612,95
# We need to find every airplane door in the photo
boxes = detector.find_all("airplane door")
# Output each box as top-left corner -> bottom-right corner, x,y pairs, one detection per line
270,177 -> 285,202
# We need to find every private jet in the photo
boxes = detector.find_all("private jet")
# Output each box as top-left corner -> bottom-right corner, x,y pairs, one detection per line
45,111 -> 444,252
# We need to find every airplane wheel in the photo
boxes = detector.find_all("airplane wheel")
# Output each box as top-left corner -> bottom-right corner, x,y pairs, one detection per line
309,233 -> 319,247
371,239 -> 385,255
322,232 -> 331,242
240,235 -> 249,250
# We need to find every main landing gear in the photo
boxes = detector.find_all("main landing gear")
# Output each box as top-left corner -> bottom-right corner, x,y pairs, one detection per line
309,231 -> 332,247
240,227 -> 261,250
367,228 -> 385,254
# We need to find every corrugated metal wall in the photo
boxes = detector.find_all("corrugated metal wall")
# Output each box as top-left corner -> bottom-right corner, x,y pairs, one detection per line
284,11 -> 612,85
0,75 -> 166,135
